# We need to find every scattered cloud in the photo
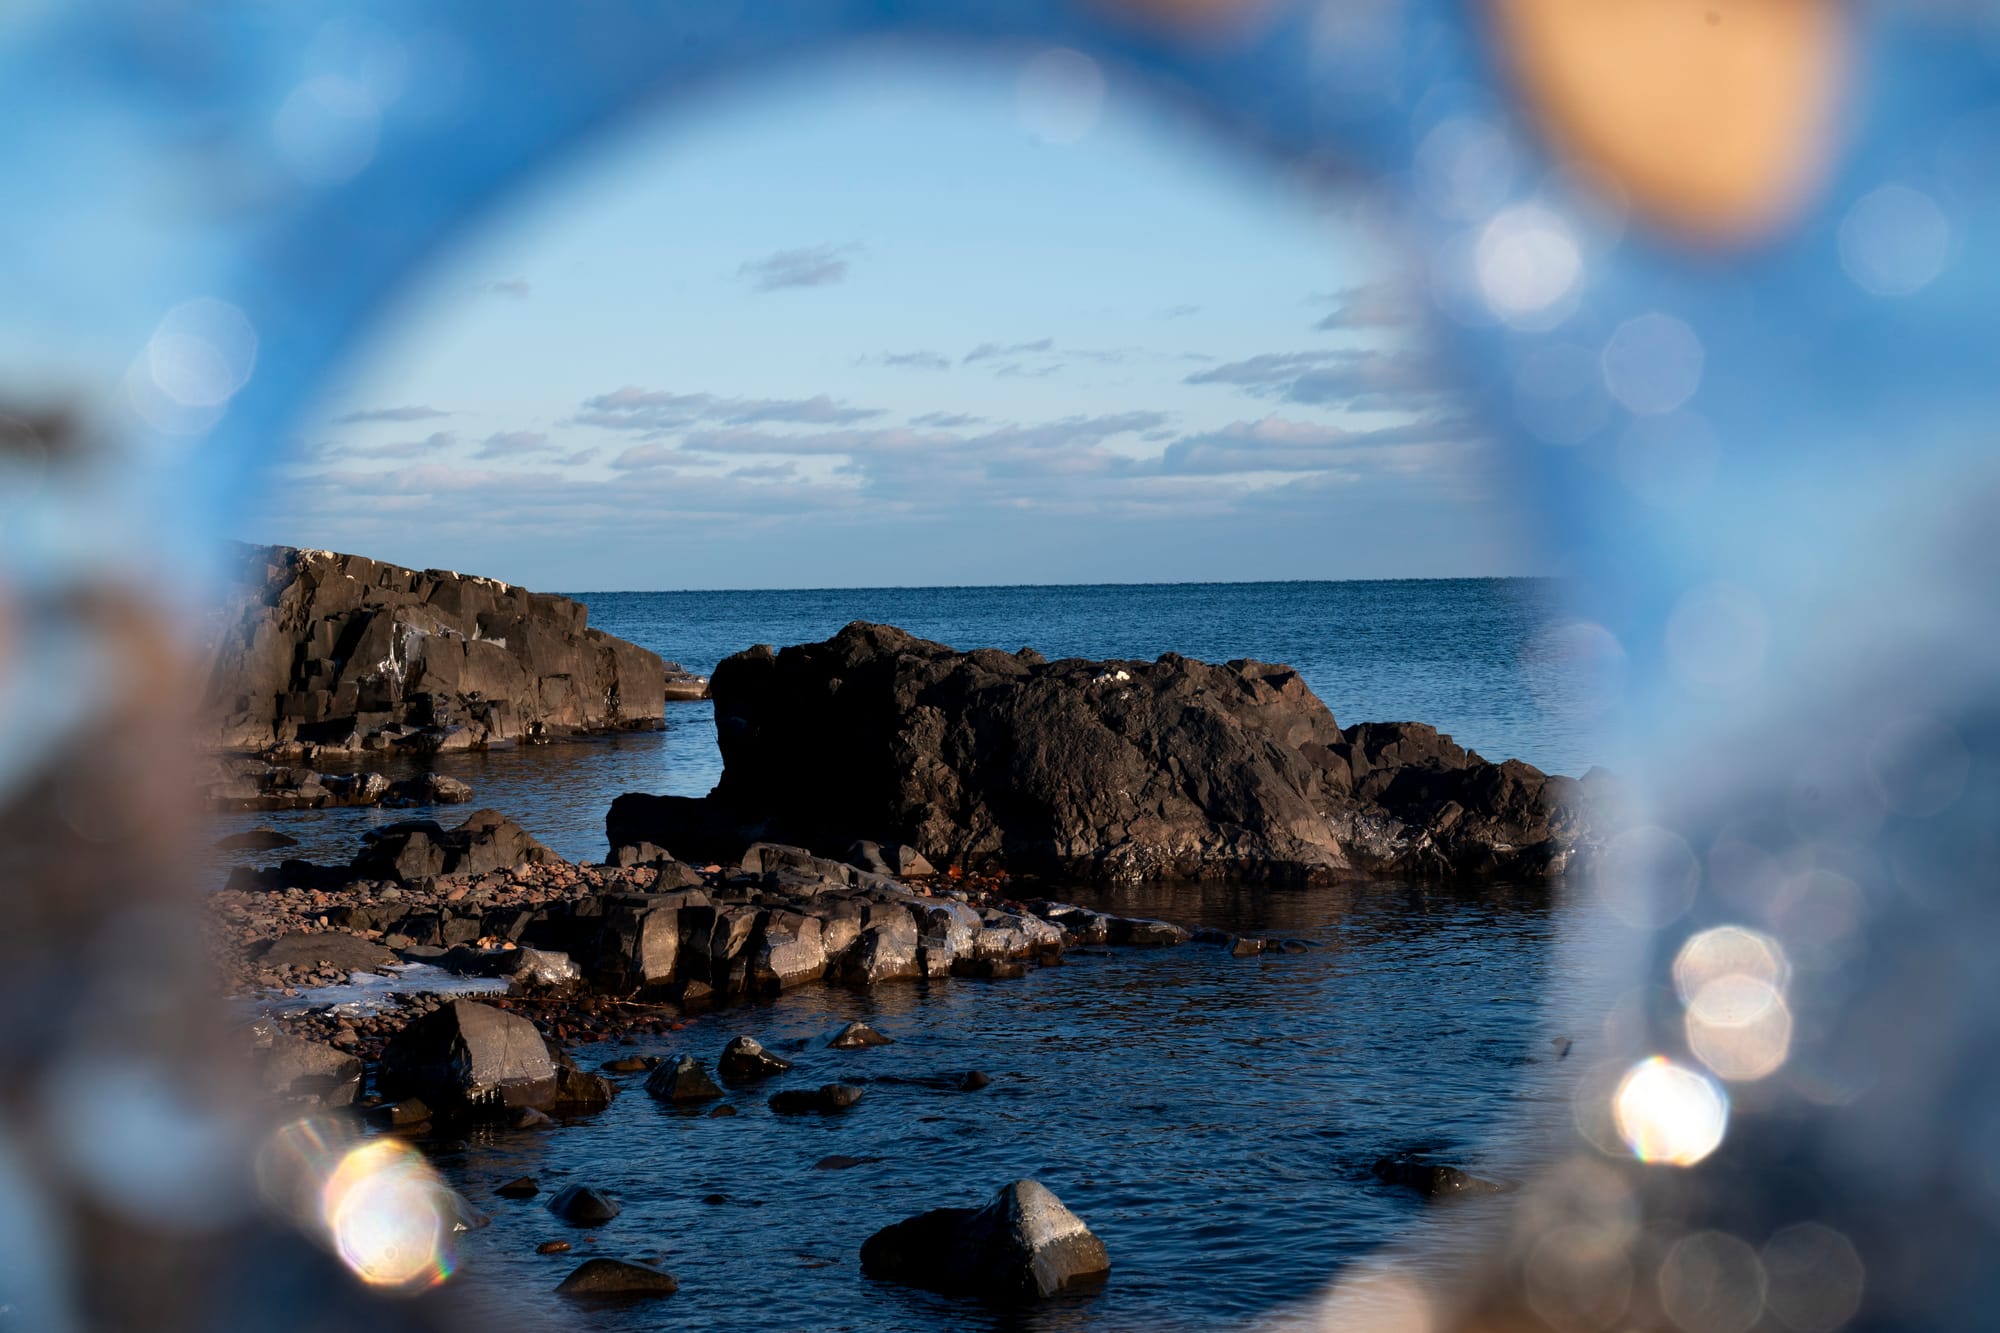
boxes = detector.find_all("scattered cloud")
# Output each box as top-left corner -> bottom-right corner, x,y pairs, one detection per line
483,278 -> 532,300
911,411 -> 984,428
1155,304 -> 1202,320
964,338 -> 1053,364
333,404 -> 451,425
728,461 -> 802,481
574,387 -> 885,435
738,244 -> 856,292
1183,347 -> 1444,413
474,430 -> 553,459
879,350 -> 952,371
995,362 -> 1062,379
1312,282 -> 1414,332
1156,414 -> 1475,476
303,430 -> 457,462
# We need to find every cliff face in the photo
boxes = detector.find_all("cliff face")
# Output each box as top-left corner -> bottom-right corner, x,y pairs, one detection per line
200,544 -> 666,755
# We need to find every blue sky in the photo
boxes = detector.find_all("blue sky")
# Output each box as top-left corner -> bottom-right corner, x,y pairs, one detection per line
252,43 -> 1525,591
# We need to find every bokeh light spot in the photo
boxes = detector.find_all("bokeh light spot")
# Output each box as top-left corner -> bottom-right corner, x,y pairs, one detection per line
1477,204 -> 1582,326
1658,1230 -> 1767,1333
1838,184 -> 1950,297
1601,312 -> 1703,415
1613,1056 -> 1728,1165
321,1139 -> 455,1292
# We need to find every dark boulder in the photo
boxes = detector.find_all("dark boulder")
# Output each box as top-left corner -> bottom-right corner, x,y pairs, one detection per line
645,1055 -> 723,1105
198,543 -> 668,756
546,1185 -> 621,1225
607,623 -> 1591,882
496,1177 -> 538,1199
717,1036 -> 793,1084
859,1180 -> 1111,1300
554,1258 -> 678,1298
377,999 -> 559,1116
353,808 -> 558,882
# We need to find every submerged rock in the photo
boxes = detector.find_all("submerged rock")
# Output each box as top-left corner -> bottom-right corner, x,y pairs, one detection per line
717,1036 -> 793,1084
829,1021 -> 894,1049
606,623 -> 1592,882
546,1184 -> 621,1225
1370,1153 -> 1507,1198
555,1257 -> 678,1298
645,1055 -> 723,1105
859,1180 -> 1111,1300
769,1083 -> 862,1115
496,1177 -> 539,1199
377,999 -> 559,1116
215,826 -> 298,850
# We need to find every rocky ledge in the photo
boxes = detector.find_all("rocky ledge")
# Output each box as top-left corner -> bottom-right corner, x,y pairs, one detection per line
199,543 -> 673,757
200,757 -> 472,811
212,809 -> 1279,1065
608,622 -> 1608,884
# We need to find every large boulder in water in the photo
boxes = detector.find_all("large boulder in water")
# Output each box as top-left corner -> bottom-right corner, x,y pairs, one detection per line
606,622 -> 1591,883
860,1179 -> 1110,1300
197,542 -> 667,755
376,999 -> 558,1116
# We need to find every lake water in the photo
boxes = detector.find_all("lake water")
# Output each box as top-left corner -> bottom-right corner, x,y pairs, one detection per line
219,579 -> 1618,1329
426,878 -> 1619,1332
210,579 -> 1595,867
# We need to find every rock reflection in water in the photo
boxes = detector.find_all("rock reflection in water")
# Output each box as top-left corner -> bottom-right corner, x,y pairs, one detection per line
418,880 -> 1616,1332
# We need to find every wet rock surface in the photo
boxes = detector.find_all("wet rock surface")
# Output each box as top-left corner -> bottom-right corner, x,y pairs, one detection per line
607,622 -> 1599,883
554,1257 -> 678,1298
199,542 -> 668,756
546,1184 -> 621,1225
860,1180 -> 1111,1300
200,758 -> 473,812
1370,1152 -> 1508,1198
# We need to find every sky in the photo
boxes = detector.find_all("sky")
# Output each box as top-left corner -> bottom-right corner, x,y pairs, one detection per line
249,42 -> 1529,591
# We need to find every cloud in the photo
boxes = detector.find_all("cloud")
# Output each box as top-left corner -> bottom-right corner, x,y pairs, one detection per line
964,338 -> 1054,364
1312,282 -> 1414,332
1155,304 -> 1202,320
1156,414 -> 1476,476
728,461 -> 801,481
1183,347 -> 1443,413
574,387 -> 885,435
333,404 -> 451,425
474,430 -> 552,459
995,362 -> 1061,379
879,350 -> 951,371
483,278 -> 532,299
912,411 -> 984,428
738,244 -> 855,292
303,430 -> 457,462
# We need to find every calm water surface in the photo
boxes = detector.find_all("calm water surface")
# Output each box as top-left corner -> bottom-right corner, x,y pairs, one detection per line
422,880 -> 1619,1332
210,580 -> 1593,867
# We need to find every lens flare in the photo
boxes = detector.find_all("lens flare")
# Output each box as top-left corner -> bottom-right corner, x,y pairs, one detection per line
321,1139 -> 455,1291
1613,1056 -> 1728,1166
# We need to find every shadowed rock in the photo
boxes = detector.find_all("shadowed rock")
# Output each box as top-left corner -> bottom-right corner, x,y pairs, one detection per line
717,1036 -> 792,1084
860,1179 -> 1110,1300
829,1021 -> 894,1049
1370,1153 -> 1508,1198
353,808 -> 558,882
253,1032 -> 361,1107
769,1083 -> 862,1114
645,1055 -> 723,1104
607,623 -> 1595,883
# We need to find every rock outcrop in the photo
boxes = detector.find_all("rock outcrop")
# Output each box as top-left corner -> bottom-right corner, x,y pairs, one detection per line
200,543 -> 669,755
860,1180 -> 1111,1300
200,757 -> 472,811
607,622 -> 1596,883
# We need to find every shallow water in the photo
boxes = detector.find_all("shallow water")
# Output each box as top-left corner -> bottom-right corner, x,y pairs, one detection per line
208,578 -> 1593,869
412,880 -> 1619,1332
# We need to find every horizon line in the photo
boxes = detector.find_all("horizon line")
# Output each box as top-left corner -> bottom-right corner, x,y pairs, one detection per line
558,573 -> 1565,596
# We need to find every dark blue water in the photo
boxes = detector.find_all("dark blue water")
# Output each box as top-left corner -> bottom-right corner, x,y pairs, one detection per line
209,579 -> 1592,868
429,879 -> 1620,1332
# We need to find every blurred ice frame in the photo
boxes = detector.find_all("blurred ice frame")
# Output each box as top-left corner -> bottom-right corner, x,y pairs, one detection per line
3,0 -> 1998,1329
